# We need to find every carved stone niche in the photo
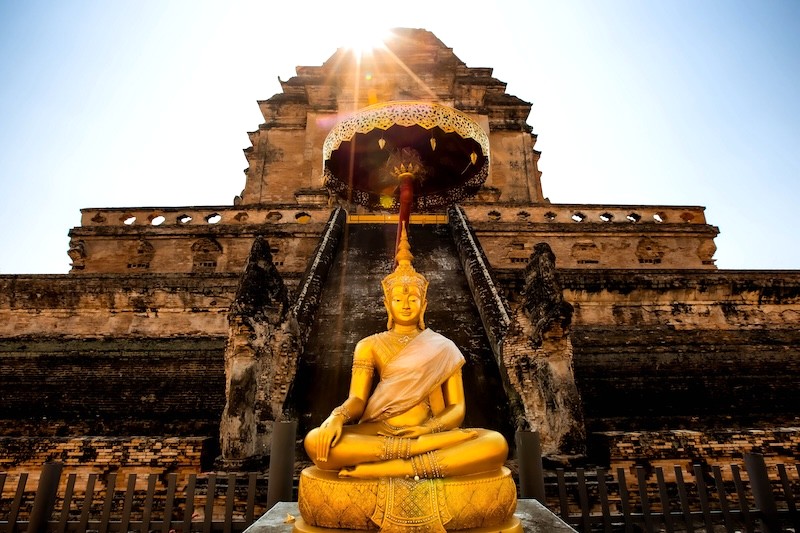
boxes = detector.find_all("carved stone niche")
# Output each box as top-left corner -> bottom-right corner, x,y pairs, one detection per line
191,238 -> 223,272
127,240 -> 154,270
636,238 -> 665,265
571,241 -> 600,265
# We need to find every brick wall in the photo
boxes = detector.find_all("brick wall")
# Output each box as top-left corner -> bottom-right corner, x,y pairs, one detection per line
0,274 -> 236,439
494,267 -> 800,466
596,428 -> 800,482
0,274 -> 238,338
0,336 -> 227,437
0,437 -> 208,498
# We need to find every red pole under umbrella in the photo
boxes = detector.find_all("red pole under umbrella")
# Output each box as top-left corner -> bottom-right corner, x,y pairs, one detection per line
322,101 -> 490,257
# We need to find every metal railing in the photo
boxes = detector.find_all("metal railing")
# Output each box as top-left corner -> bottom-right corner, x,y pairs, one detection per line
2,454 -> 798,533
552,454 -> 800,533
1,465 -> 266,533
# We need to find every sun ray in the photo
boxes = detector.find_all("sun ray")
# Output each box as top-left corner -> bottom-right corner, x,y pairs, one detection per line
341,27 -> 390,60
375,43 -> 439,102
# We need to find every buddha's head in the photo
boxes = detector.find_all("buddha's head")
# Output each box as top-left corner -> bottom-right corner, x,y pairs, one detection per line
382,225 -> 428,330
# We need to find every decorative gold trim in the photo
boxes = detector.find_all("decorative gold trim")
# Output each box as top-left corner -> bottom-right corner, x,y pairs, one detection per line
347,213 -> 448,224
323,101 -> 489,162
332,405 -> 352,423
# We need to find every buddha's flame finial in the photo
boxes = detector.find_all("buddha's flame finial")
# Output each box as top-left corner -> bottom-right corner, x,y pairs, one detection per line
382,223 -> 429,302
395,223 -> 413,265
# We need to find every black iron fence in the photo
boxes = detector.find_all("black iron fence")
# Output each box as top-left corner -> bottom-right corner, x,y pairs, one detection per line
1,454 -> 798,532
1,467 -> 265,533
550,454 -> 800,532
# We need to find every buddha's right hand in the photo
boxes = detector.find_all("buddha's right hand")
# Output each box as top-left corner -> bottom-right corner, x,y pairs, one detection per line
378,425 -> 431,438
316,415 -> 344,462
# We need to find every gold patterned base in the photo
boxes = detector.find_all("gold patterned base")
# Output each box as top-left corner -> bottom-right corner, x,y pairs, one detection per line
296,467 -> 517,532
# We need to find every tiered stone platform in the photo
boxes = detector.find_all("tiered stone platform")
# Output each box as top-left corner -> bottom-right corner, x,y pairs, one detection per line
245,500 -> 575,533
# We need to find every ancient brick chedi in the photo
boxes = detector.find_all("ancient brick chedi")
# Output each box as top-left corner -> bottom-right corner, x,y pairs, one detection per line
1,28 -> 798,482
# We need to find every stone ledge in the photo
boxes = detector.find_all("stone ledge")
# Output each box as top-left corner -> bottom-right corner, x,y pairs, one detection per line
245,500 -> 576,533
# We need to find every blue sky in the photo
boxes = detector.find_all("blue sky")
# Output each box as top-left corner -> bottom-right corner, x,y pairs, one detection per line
1,1 -> 798,273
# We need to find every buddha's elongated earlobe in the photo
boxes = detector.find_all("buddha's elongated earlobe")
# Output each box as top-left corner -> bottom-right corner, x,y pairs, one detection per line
385,300 -> 393,330
418,301 -> 427,330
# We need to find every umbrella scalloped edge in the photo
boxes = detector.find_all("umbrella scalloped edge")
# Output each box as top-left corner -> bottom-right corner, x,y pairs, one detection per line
322,101 -> 490,162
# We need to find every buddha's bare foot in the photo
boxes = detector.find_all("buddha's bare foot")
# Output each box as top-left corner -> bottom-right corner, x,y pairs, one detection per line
339,458 -> 411,479
410,429 -> 477,455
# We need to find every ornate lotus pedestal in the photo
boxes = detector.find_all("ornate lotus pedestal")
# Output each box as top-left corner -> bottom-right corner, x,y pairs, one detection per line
295,467 -> 521,533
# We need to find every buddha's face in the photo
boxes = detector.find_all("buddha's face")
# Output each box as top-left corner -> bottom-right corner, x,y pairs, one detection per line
387,285 -> 425,327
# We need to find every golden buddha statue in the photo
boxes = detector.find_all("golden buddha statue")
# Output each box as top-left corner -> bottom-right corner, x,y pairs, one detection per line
297,226 -> 519,532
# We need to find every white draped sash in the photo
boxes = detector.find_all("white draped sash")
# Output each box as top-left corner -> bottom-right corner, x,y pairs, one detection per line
360,329 -> 465,423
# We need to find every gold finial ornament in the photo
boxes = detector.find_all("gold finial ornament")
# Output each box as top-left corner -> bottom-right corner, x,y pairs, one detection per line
381,224 -> 429,303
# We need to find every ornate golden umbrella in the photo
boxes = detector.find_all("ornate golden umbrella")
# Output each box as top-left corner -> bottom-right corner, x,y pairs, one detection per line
323,101 -> 489,248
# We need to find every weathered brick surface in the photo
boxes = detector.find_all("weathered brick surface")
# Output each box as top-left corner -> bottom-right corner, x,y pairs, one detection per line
69,211 -> 328,276
0,274 -> 238,337
496,268 -> 800,464
0,275 -> 234,440
0,337 -> 226,437
573,327 -> 800,431
463,204 -> 719,270
554,270 -> 800,434
596,428 -> 800,482
0,437 -> 206,499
